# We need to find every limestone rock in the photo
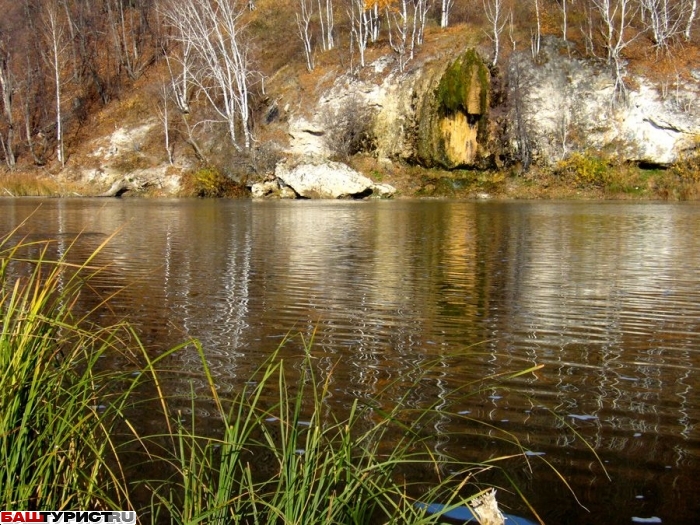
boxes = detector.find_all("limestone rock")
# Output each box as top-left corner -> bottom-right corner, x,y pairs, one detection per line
251,162 -> 389,200
270,161 -> 394,199
509,37 -> 700,166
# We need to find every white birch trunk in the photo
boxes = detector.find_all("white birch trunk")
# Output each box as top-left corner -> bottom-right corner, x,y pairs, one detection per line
686,0 -> 698,39
326,0 -> 335,49
441,0 -> 454,28
296,0 -> 315,71
44,5 -> 65,166
0,52 -> 15,167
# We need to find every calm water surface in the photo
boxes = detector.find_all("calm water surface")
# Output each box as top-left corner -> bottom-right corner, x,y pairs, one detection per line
2,198 -> 699,524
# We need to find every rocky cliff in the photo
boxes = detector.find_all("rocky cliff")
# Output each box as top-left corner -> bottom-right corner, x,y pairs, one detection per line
509,37 -> 700,167
62,37 -> 700,198
282,36 -> 700,174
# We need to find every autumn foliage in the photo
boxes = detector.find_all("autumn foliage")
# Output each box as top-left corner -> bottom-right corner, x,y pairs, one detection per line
0,0 -> 698,173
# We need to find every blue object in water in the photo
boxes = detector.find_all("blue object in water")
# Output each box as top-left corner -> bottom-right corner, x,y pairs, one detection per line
415,502 -> 538,525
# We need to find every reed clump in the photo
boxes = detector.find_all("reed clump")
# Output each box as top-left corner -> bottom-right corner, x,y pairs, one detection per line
1,225 -> 565,524
0,226 -> 142,510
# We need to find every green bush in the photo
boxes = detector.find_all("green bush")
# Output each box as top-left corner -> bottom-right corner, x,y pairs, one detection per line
670,137 -> 700,184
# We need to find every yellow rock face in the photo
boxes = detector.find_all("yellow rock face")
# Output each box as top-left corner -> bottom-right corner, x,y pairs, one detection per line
439,111 -> 479,166
438,66 -> 484,166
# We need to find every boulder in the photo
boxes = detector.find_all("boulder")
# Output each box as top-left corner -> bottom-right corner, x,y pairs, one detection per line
251,161 -> 395,199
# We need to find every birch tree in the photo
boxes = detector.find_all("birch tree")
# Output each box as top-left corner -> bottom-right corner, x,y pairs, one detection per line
414,0 -> 431,46
366,1 -> 381,42
383,0 -> 428,69
590,0 -> 640,99
163,0 -> 254,150
387,0 -> 412,70
349,0 -> 370,67
441,0 -> 455,27
484,0 -> 508,66
318,0 -> 335,50
686,0 -> 697,39
532,0 -> 541,58
0,42 -> 16,168
640,0 -> 685,50
296,0 -> 315,71
42,2 -> 68,166
560,0 -> 573,41
164,39 -> 193,114
106,0 -> 153,81
156,82 -> 174,164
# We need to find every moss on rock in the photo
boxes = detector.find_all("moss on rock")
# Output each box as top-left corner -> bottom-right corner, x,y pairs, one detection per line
415,50 -> 491,170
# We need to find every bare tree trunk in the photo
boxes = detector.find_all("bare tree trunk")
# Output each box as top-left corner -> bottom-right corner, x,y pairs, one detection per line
0,47 -> 16,168
156,83 -> 174,164
532,0 -> 541,58
484,0 -> 508,66
43,2 -> 66,166
509,60 -> 532,170
441,0 -> 454,28
180,113 -> 205,161
415,0 -> 429,46
164,41 -> 192,114
317,0 -> 327,50
296,0 -> 315,71
591,0 -> 640,102
641,0 -> 685,51
162,0 -> 256,149
59,0 -> 79,82
388,0 -> 410,71
326,0 -> 335,49
349,0 -> 368,68
367,3 -> 380,43
686,0 -> 698,39
561,0 -> 569,41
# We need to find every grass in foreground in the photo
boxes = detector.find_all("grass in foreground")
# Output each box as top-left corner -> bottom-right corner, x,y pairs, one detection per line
0,226 -> 589,524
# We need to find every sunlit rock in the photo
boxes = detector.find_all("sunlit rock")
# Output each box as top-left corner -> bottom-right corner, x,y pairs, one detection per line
274,160 -> 394,199
509,37 -> 700,166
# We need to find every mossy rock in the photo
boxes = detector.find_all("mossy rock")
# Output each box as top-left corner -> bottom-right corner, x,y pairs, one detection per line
436,49 -> 490,118
415,50 -> 491,170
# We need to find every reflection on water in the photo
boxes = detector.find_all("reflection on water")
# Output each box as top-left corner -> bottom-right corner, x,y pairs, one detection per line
1,198 -> 699,524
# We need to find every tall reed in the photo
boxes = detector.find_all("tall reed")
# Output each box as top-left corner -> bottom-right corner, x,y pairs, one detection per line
0,227 -> 139,510
135,336 -> 551,525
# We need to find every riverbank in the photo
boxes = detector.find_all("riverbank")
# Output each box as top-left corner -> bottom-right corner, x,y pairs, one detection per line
2,154 -> 699,201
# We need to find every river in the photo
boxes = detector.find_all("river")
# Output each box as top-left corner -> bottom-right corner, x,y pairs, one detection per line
1,198 -> 699,524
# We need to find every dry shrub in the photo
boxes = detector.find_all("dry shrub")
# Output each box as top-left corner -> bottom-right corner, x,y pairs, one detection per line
555,152 -> 614,188
179,166 -> 247,198
324,96 -> 376,161
0,172 -> 62,196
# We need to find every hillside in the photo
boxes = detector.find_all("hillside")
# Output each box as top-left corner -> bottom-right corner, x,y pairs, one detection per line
1,0 -> 699,198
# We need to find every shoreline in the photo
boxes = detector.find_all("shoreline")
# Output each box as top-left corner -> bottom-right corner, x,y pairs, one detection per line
1,159 -> 699,201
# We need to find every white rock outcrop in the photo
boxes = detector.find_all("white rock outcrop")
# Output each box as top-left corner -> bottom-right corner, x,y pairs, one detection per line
510,38 -> 700,166
251,161 -> 395,199
286,42 -> 700,169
